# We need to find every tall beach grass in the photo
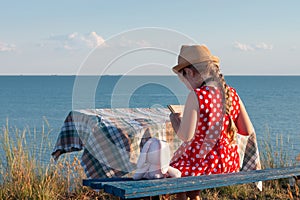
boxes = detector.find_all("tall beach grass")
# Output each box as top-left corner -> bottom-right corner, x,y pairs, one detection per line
0,120 -> 299,199
0,120 -> 111,200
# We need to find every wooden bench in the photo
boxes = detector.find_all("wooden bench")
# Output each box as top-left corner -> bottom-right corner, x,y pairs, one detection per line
83,165 -> 300,199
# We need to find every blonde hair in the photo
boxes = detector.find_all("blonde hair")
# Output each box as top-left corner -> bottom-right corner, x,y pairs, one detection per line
191,62 -> 238,143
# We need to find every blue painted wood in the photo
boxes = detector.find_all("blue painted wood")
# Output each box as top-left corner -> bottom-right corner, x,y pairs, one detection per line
83,177 -> 132,188
83,165 -> 300,199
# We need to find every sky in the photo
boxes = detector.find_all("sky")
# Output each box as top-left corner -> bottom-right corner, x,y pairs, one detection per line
0,0 -> 299,75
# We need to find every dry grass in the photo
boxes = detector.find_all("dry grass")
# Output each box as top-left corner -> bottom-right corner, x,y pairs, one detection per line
0,120 -> 112,200
0,121 -> 299,199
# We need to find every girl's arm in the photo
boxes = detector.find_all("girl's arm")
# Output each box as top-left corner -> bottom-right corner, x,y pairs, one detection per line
170,91 -> 198,142
236,98 -> 254,136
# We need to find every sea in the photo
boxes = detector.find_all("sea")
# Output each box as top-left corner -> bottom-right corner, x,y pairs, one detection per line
0,75 -> 300,165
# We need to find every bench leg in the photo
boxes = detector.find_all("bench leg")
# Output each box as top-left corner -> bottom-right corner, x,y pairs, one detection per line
151,196 -> 160,200
163,191 -> 200,200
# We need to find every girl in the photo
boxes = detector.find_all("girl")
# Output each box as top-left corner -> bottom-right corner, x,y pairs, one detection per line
169,45 -> 254,200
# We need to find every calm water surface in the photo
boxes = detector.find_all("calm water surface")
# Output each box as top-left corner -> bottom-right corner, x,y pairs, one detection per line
0,75 -> 299,164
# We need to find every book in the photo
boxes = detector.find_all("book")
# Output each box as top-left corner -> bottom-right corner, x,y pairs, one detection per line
167,105 -> 184,114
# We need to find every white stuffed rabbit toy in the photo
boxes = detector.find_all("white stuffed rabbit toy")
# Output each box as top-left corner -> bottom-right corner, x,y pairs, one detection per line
133,138 -> 181,180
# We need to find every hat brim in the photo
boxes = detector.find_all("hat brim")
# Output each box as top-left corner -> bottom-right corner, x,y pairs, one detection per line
172,56 -> 220,74
172,63 -> 190,74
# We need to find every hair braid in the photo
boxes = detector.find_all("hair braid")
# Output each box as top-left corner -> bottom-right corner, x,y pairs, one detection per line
212,64 -> 237,144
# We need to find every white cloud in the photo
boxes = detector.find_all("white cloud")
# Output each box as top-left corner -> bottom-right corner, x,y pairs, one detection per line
255,42 -> 273,50
234,41 -> 273,51
118,36 -> 151,48
87,31 -> 106,48
0,42 -> 16,52
45,31 -> 106,50
43,32 -> 155,51
234,42 -> 254,51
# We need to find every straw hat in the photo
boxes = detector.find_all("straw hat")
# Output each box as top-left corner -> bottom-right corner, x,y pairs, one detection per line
172,45 -> 219,74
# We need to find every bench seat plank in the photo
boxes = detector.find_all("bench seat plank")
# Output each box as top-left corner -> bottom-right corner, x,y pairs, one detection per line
84,165 -> 300,199
83,177 -> 132,188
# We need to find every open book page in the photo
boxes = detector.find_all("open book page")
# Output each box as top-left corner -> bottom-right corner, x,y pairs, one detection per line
167,105 -> 185,114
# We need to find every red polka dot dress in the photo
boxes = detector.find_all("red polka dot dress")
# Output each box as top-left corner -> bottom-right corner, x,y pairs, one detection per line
170,86 -> 240,176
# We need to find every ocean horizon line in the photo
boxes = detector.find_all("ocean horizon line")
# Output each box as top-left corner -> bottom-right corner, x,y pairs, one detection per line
1,74 -> 300,77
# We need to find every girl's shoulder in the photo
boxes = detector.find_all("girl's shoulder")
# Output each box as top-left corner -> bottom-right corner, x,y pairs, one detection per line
227,86 -> 241,106
227,86 -> 239,96
228,85 -> 236,92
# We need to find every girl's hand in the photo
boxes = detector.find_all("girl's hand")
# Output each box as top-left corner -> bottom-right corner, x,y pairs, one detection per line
169,112 -> 181,133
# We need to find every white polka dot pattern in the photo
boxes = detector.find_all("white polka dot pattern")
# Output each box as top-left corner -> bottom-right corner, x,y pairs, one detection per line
171,86 -> 241,177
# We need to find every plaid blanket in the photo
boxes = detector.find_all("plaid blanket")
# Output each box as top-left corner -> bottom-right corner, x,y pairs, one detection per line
52,108 -> 261,181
